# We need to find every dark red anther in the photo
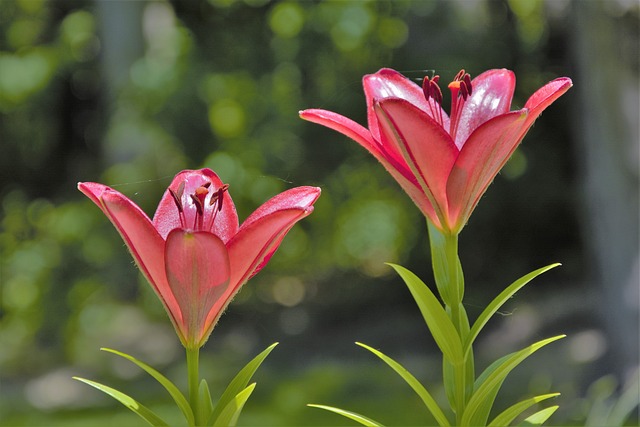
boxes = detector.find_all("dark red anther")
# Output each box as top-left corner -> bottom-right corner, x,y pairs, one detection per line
207,183 -> 229,210
422,75 -> 442,104
463,73 -> 472,96
450,69 -> 472,100
190,193 -> 204,216
169,189 -> 183,213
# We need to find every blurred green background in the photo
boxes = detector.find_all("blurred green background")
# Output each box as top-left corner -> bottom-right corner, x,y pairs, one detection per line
1,0 -> 638,425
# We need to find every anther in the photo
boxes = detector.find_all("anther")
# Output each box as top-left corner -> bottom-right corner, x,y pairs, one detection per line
190,194 -> 204,216
169,189 -> 183,213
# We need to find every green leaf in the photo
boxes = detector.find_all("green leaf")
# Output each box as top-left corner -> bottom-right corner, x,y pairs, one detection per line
73,377 -> 169,426
461,335 -> 565,426
212,383 -> 256,427
207,342 -> 278,425
199,379 -> 214,425
489,393 -> 560,426
308,404 -> 385,426
101,347 -> 194,426
356,342 -> 451,427
517,405 -> 559,426
468,353 -> 512,426
464,264 -> 561,360
387,263 -> 463,364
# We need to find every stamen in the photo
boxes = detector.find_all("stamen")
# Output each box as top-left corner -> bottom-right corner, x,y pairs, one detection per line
169,189 -> 183,212
206,184 -> 230,231
169,185 -> 187,228
190,194 -> 204,230
448,69 -> 473,140
422,75 -> 445,127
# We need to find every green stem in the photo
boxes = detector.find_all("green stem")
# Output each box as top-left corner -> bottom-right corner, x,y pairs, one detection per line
428,221 -> 474,424
186,346 -> 200,426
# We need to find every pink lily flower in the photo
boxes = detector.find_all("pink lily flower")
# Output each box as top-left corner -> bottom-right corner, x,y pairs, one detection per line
300,68 -> 571,234
79,169 -> 320,349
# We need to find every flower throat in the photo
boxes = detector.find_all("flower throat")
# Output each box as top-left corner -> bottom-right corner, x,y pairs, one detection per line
422,69 -> 473,141
170,181 -> 230,231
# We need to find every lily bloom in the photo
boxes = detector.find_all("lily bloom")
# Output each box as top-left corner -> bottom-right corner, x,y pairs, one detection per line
79,169 -> 320,349
300,68 -> 571,234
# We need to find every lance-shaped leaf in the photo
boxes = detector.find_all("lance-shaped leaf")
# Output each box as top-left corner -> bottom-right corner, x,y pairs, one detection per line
212,383 -> 256,427
489,393 -> 560,426
464,263 -> 561,359
517,405 -> 559,426
199,379 -> 214,425
308,404 -> 385,427
356,342 -> 451,427
207,342 -> 278,425
387,263 -> 463,365
73,377 -> 169,426
461,335 -> 565,426
101,348 -> 194,425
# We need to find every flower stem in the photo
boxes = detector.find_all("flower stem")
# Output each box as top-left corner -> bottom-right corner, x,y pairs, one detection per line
186,346 -> 200,426
427,221 -> 474,424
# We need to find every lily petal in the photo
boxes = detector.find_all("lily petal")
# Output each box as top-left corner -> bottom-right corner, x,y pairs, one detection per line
165,230 -> 230,348
153,169 -> 239,242
446,111 -> 528,230
523,77 -> 573,128
375,98 -> 458,228
364,68 -> 450,138
301,108 -> 436,221
228,186 -> 319,284
456,69 -> 516,148
300,108 -> 415,184
78,182 -> 183,331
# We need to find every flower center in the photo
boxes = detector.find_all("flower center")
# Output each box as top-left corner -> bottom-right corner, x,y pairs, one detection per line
422,69 -> 473,141
170,180 -> 229,232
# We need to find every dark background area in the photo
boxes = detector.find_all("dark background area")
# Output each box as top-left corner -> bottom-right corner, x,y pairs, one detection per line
1,0 -> 638,425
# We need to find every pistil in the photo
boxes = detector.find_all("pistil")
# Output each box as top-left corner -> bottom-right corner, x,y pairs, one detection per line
170,180 -> 230,232
448,70 -> 472,141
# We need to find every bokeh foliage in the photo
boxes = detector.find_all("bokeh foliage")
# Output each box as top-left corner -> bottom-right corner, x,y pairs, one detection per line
1,0 -> 638,425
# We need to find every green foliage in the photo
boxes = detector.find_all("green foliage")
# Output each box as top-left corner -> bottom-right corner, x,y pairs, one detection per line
72,377 -> 170,426
207,342 -> 278,425
307,404 -> 384,427
356,342 -> 450,426
99,348 -> 194,425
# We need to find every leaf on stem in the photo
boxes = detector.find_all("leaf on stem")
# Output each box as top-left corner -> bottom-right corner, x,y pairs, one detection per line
100,347 -> 195,426
308,404 -> 385,426
488,393 -> 560,426
207,342 -> 278,425
73,377 -> 169,426
200,379 -> 214,425
517,405 -> 559,426
461,335 -> 565,426
356,342 -> 451,427
387,263 -> 463,365
464,263 -> 560,359
212,383 -> 256,427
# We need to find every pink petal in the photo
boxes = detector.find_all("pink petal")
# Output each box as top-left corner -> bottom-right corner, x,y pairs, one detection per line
226,186 -> 319,287
364,68 -> 450,140
455,69 -> 516,148
300,108 -> 414,183
523,77 -> 573,128
300,108 -> 382,157
446,111 -> 528,231
300,108 -> 436,223
78,182 -> 183,332
153,169 -> 239,242
375,98 -> 458,227
164,230 -> 230,348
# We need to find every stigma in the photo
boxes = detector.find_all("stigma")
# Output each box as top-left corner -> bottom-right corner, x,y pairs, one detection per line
422,69 -> 473,141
